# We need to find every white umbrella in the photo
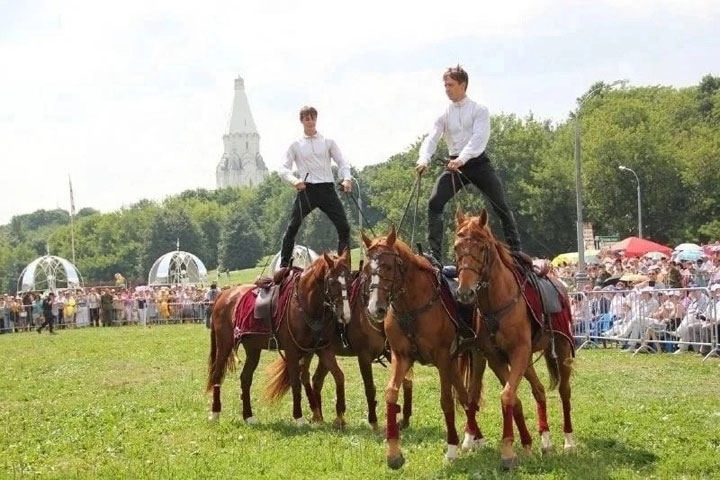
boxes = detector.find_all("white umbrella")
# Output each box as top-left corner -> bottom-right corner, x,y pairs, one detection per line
644,251 -> 668,260
674,243 -> 702,252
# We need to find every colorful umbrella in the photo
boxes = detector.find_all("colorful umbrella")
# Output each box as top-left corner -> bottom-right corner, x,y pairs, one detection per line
644,251 -> 668,260
674,243 -> 702,252
674,250 -> 706,262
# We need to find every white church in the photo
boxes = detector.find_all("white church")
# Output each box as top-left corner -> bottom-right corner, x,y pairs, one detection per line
216,76 -> 269,188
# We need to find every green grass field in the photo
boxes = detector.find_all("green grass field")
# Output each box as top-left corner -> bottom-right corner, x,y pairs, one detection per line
1,325 -> 719,479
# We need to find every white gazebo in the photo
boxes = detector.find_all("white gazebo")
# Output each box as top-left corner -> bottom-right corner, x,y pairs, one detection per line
269,245 -> 318,273
148,250 -> 208,286
18,254 -> 84,293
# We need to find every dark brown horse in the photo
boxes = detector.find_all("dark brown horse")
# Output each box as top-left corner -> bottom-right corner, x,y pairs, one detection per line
362,227 -> 483,469
454,209 -> 575,468
308,270 -> 414,431
206,251 -> 351,427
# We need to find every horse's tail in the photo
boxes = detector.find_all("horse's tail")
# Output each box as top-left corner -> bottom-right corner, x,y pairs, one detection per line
543,348 -> 560,391
265,356 -> 291,402
205,293 -> 236,393
457,349 -> 474,396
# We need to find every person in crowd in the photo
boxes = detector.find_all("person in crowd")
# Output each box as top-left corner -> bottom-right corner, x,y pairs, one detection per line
670,289 -> 710,354
87,288 -> 100,327
204,283 -> 220,329
37,292 -> 56,334
100,289 -> 114,327
136,291 -> 148,328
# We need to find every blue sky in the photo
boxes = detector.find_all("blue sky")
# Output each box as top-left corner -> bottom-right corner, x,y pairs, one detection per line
1,0 -> 718,224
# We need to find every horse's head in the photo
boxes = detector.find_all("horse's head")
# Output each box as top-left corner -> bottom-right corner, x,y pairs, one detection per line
320,249 -> 352,325
453,208 -> 498,305
361,226 -> 404,322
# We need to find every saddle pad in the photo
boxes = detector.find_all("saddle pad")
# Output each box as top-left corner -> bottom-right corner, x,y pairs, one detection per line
512,267 -> 575,356
233,274 -> 296,343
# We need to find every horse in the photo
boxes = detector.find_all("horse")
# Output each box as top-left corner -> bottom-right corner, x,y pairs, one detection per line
453,209 -> 575,468
206,250 -> 352,427
362,227 -> 483,469
307,269 -> 414,431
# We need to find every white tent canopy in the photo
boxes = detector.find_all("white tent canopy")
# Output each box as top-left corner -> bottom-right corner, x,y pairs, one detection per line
269,245 -> 318,273
148,250 -> 208,286
18,255 -> 83,293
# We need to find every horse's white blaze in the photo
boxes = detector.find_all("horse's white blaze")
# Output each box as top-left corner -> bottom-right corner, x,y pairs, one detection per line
445,444 -> 458,461
541,431 -> 552,451
245,416 -> 258,425
563,432 -> 576,451
339,275 -> 351,323
368,259 -> 381,315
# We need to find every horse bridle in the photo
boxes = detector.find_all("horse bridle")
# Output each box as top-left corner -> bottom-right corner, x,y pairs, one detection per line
455,236 -> 495,292
365,248 -> 406,304
294,266 -> 350,326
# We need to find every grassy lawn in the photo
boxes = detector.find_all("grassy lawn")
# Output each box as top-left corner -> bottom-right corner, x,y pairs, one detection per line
208,248 -> 363,287
1,325 -> 719,479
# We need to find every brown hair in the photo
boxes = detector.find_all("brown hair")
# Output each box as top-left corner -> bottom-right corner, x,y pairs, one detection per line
443,64 -> 469,89
299,106 -> 318,120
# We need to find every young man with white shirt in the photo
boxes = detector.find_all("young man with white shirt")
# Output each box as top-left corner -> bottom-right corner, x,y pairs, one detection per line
416,65 -> 522,262
279,106 -> 352,268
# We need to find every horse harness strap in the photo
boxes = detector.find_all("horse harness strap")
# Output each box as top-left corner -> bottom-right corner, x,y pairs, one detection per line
479,273 -> 528,338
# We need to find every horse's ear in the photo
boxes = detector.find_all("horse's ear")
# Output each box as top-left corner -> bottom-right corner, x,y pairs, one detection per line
323,252 -> 334,268
361,230 -> 372,249
455,208 -> 466,227
387,225 -> 397,247
479,208 -> 489,227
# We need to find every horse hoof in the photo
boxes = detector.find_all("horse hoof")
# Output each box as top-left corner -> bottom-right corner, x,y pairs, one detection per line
501,456 -> 518,470
400,418 -> 410,430
461,433 -> 486,451
370,422 -> 380,433
444,444 -> 458,463
244,416 -> 258,425
541,446 -> 554,456
332,417 -> 347,429
564,444 -> 576,453
310,415 -> 324,424
208,412 -> 220,422
295,417 -> 307,427
387,454 -> 405,470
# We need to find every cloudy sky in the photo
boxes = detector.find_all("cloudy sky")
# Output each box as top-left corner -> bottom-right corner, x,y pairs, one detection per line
1,0 -> 718,224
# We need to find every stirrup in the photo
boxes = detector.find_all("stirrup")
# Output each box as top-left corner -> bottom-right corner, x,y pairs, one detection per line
340,332 -> 350,349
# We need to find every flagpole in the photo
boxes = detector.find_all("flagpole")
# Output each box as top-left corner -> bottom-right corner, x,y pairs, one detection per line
69,175 -> 77,265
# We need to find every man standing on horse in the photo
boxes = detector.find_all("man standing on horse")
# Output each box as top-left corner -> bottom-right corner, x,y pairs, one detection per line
278,106 -> 353,268
416,65 -> 522,263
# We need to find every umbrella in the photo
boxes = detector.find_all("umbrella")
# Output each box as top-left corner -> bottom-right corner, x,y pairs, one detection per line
702,243 -> 720,255
611,237 -> 672,257
619,273 -> 649,283
602,275 -> 623,287
674,250 -> 706,262
644,251 -> 668,260
674,243 -> 702,252
551,250 -> 600,266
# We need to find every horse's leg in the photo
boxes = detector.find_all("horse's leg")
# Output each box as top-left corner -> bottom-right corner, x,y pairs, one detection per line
499,345 -> 531,469
555,338 -> 576,452
357,354 -> 379,431
208,320 -> 235,422
239,345 -> 261,424
524,363 -> 552,454
400,368 -> 413,429
303,353 -> 323,423
458,349 -> 486,451
385,353 -> 412,470
317,348 -> 346,429
439,355 -> 463,463
285,350 -> 306,426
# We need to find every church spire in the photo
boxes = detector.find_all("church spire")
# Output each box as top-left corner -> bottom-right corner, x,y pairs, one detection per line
227,76 -> 258,134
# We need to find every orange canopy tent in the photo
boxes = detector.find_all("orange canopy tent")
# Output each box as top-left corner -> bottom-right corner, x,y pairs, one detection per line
610,237 -> 672,257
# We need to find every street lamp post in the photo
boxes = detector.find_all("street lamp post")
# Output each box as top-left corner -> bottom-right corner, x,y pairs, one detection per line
573,79 -> 628,289
619,165 -> 642,238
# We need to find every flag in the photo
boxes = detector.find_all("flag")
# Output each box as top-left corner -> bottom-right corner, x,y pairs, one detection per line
68,175 -> 76,217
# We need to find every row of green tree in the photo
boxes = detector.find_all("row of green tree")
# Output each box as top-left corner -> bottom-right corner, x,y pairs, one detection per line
1,76 -> 718,292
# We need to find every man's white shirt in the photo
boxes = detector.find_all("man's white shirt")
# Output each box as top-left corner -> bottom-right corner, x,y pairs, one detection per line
417,96 -> 491,167
280,133 -> 352,185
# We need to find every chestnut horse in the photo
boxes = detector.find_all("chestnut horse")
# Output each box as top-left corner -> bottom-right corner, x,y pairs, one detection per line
308,271 -> 414,431
206,251 -> 351,427
362,227 -> 483,469
454,209 -> 575,468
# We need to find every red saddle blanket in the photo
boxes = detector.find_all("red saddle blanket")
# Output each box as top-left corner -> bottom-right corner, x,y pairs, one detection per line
233,276 -> 296,343
512,267 -> 575,355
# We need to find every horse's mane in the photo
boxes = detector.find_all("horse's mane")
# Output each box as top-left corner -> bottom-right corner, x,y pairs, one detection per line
465,217 -> 515,270
369,235 -> 434,273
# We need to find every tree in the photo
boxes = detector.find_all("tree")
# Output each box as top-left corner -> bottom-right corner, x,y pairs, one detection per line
218,208 -> 263,270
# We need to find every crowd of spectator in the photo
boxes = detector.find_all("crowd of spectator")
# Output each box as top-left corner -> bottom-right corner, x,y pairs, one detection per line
562,249 -> 720,355
0,284 -> 220,334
